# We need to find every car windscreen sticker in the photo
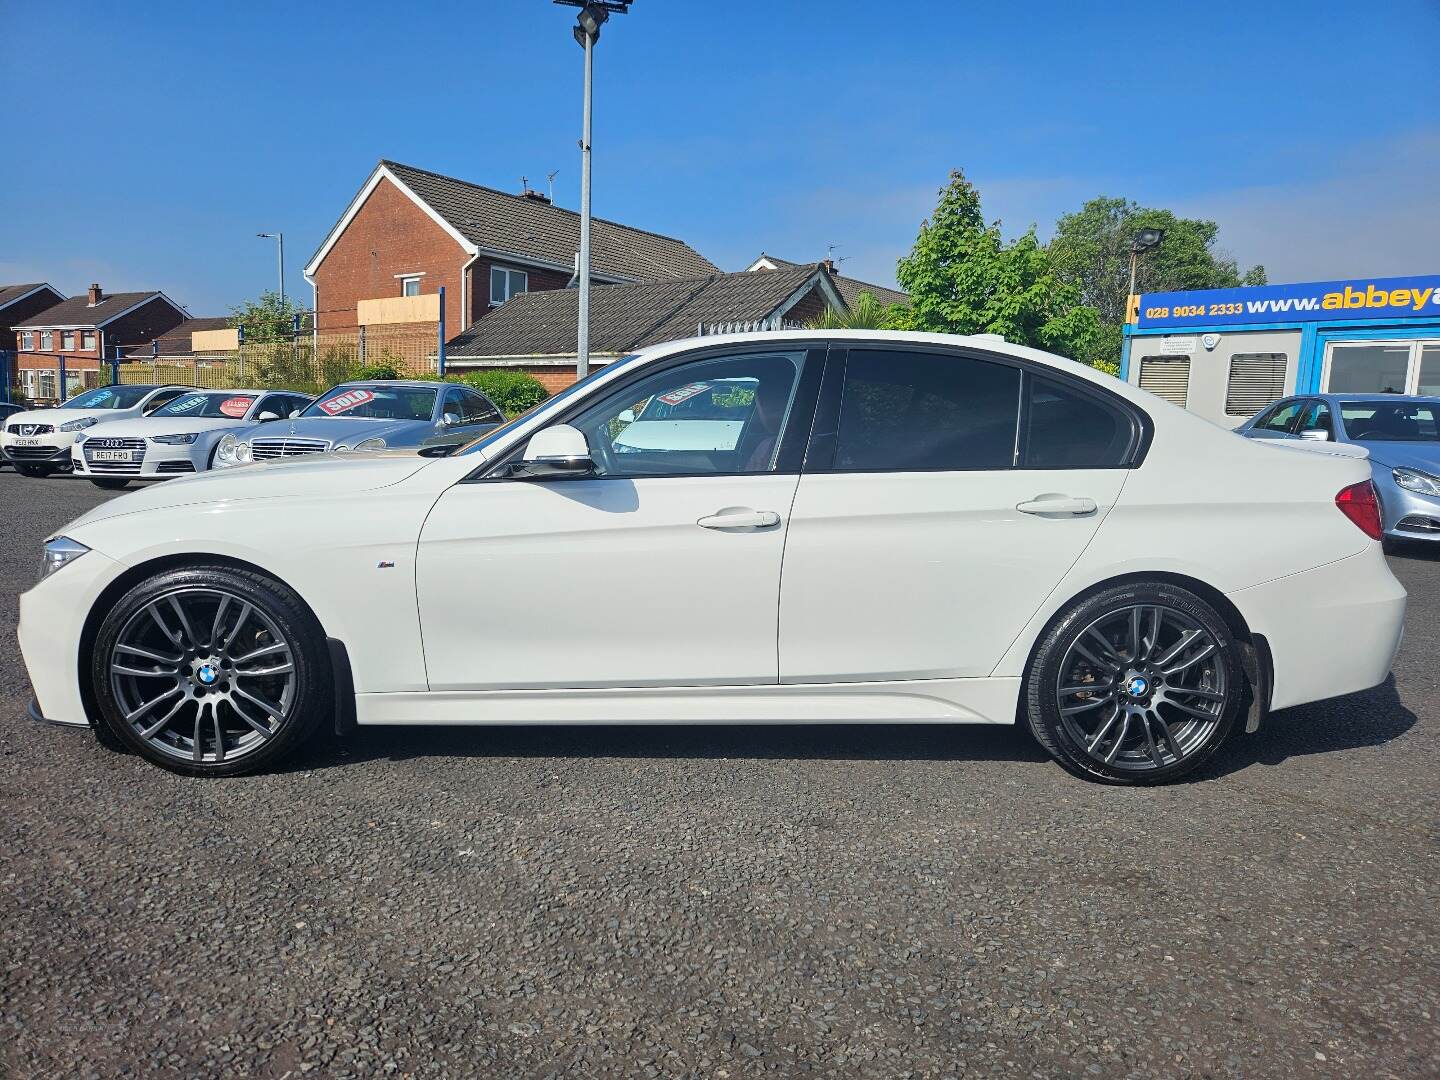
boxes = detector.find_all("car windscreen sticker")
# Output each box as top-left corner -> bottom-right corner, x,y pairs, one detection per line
657,382 -> 711,406
318,389 -> 376,416
219,396 -> 255,418
168,394 -> 207,413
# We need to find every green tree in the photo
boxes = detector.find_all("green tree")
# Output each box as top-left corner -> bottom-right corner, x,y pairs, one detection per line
807,291 -> 904,330
894,170 -> 1103,364
1048,196 -> 1267,366
229,290 -> 307,344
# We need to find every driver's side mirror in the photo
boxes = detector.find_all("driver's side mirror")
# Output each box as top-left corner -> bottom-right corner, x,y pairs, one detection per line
617,408 -> 635,424
442,411 -> 462,427
1299,428 -> 1331,442
256,411 -> 280,421
289,409 -> 302,418
510,424 -> 594,478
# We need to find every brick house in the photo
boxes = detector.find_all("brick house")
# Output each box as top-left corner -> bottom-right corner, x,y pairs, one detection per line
446,262 -> 845,392
304,160 -> 719,336
746,253 -> 909,309
12,284 -> 188,402
1,283 -> 67,354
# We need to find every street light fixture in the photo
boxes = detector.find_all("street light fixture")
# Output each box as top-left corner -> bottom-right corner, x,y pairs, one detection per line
555,0 -> 632,379
1127,227 -> 1164,314
256,232 -> 285,309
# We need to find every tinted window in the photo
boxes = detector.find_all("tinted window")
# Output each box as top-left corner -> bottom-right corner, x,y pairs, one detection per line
1339,401 -> 1440,442
569,350 -> 804,477
1022,375 -> 1131,468
835,350 -> 1019,471
462,391 -> 503,424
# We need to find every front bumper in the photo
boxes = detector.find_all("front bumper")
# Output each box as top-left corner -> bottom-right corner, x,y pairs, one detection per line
71,440 -> 202,480
1376,482 -> 1440,542
17,548 -> 126,728
1,436 -> 76,468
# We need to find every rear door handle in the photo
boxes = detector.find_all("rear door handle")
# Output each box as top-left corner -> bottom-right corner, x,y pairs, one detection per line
1016,495 -> 1098,517
697,508 -> 781,530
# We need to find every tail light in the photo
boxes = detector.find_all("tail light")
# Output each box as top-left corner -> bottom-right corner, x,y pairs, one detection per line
1335,481 -> 1383,540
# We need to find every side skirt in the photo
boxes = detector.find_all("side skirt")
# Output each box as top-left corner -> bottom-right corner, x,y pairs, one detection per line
355,677 -> 1022,727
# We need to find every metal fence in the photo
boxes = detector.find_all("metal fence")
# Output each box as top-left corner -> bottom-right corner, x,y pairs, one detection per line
115,322 -> 445,395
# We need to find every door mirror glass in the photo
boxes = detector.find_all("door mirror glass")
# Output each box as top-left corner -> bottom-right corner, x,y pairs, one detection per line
514,424 -> 594,477
1298,428 -> 1331,442
256,410 -> 280,421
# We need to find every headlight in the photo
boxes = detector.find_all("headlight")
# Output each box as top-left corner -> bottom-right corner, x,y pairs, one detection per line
352,438 -> 387,452
151,433 -> 199,445
59,417 -> 97,432
214,433 -> 252,467
1393,466 -> 1440,497
40,536 -> 89,582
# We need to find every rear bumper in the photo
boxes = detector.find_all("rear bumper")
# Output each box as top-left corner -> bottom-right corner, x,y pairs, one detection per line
1227,547 -> 1406,711
26,697 -> 86,729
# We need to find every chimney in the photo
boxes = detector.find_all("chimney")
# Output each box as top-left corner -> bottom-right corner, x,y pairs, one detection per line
821,259 -> 837,275
87,283 -> 103,306
520,189 -> 551,204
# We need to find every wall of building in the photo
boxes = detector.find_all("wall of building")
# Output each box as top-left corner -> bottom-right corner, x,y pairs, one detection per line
464,258 -> 571,328
1126,329 -> 1302,428
311,176 -> 469,332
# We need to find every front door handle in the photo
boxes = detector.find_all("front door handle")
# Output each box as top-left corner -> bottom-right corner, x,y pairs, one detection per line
697,508 -> 781,530
1016,495 -> 1098,517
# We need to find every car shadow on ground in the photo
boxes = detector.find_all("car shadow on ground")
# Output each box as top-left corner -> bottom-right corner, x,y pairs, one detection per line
284,674 -> 1417,781
1194,674 -> 1416,781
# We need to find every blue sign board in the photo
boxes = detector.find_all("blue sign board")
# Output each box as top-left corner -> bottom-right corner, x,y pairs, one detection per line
1136,274 -> 1440,329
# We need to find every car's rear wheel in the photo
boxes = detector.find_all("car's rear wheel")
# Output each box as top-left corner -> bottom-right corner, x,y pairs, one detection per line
15,464 -> 51,478
90,565 -> 329,776
1025,583 -> 1241,785
90,478 -> 130,490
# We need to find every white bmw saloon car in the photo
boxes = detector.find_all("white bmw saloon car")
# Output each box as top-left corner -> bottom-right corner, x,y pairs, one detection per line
69,388 -> 315,489
19,331 -> 1407,784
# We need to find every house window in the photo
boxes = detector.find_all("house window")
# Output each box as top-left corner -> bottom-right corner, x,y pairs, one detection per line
20,331 -> 33,350
62,331 -> 76,351
1138,356 -> 1190,408
82,330 -> 97,351
40,330 -> 53,351
490,266 -> 528,305
400,275 -> 422,297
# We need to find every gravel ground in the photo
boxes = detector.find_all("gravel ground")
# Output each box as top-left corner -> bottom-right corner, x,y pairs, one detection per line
1,469 -> 1437,1079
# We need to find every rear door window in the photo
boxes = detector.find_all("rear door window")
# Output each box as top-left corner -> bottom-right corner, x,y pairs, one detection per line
1021,375 -> 1134,468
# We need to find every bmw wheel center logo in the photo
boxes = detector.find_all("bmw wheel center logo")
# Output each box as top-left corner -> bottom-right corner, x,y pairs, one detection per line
1126,675 -> 1149,698
197,664 -> 218,685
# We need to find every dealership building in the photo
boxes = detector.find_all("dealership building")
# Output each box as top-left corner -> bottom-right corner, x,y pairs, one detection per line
1120,274 -> 1440,427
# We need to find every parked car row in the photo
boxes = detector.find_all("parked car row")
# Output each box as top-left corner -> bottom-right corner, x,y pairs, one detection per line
1,379 -> 506,489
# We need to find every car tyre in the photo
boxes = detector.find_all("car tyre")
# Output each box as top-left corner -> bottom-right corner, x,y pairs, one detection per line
1025,582 -> 1241,786
90,478 -> 130,490
90,564 -> 330,777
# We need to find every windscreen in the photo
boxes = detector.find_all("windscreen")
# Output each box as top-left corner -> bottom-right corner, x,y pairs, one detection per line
302,385 -> 437,421
64,386 -> 153,410
1339,401 -> 1440,442
153,392 -> 257,419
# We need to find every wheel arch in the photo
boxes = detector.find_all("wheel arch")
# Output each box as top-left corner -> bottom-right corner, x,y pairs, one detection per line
76,553 -> 354,737
1019,570 -> 1272,733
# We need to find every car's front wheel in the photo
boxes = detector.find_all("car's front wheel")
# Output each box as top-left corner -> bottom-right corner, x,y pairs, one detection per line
1025,583 -> 1241,785
90,565 -> 329,776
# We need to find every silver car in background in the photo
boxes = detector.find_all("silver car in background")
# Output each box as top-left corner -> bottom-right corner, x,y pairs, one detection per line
1238,393 -> 1440,542
213,380 -> 505,468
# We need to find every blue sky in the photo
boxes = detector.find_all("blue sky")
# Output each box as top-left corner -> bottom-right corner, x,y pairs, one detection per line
3,0 -> 1438,316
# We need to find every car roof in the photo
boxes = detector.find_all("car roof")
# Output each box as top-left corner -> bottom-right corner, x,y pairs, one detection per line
1316,392 -> 1438,402
330,380 -> 438,390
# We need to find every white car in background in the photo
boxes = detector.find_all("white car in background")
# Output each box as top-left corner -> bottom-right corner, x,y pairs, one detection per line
1,384 -> 192,477
19,331 -> 1406,785
70,388 -> 314,490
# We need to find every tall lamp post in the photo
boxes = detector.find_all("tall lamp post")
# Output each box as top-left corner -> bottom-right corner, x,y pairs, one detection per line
1127,228 -> 1164,319
257,232 -> 286,309
555,0 -> 631,380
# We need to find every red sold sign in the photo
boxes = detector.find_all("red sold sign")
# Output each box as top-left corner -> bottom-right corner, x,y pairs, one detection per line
319,389 -> 375,415
657,382 -> 711,406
